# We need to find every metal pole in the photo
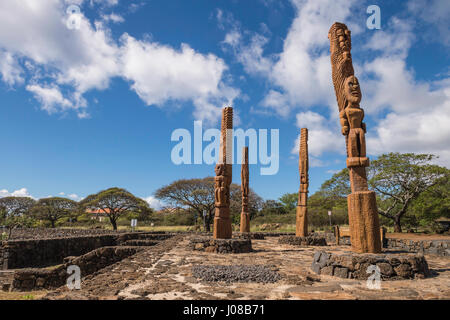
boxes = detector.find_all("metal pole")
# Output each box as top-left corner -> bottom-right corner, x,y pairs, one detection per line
203,210 -> 207,232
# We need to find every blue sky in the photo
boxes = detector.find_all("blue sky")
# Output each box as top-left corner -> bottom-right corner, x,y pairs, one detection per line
0,0 -> 449,208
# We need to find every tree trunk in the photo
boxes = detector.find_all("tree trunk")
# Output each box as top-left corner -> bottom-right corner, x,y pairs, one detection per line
51,220 -> 56,228
110,218 -> 117,231
394,217 -> 402,233
205,214 -> 211,232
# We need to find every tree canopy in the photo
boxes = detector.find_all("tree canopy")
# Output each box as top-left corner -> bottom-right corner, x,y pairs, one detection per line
155,177 -> 263,231
278,193 -> 297,212
31,197 -> 78,228
368,153 -> 449,232
0,197 -> 36,238
80,187 -> 148,230
318,153 -> 449,232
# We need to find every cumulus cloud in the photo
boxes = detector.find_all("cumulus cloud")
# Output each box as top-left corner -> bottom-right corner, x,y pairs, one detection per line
0,51 -> 23,86
0,0 -> 238,123
120,35 -> 238,122
218,9 -> 273,79
101,13 -> 125,24
26,84 -> 77,114
292,111 -> 344,160
0,188 -> 34,198
266,0 -> 360,115
367,81 -> 450,167
143,196 -> 163,210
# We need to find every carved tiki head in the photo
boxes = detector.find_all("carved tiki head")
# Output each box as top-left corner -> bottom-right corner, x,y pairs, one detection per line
215,164 -> 225,176
344,75 -> 362,105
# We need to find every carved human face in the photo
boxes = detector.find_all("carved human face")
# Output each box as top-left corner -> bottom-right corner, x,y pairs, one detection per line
215,164 -> 224,176
344,75 -> 361,104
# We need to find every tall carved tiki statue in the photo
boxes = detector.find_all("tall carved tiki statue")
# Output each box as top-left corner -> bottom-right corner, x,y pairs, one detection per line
329,22 -> 381,253
213,106 -> 233,239
240,147 -> 250,233
296,128 -> 309,237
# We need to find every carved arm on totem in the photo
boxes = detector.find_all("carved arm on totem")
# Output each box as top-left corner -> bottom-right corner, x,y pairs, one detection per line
339,109 -> 349,135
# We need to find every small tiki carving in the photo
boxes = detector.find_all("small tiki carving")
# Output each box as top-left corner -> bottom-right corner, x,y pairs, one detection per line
240,147 -> 250,232
214,107 -> 233,239
296,128 -> 308,237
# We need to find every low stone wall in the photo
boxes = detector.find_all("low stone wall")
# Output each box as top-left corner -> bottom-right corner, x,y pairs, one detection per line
332,236 -> 449,256
2,234 -> 117,269
115,232 -> 173,244
234,232 -> 265,240
120,240 -> 160,246
311,251 -> 430,280
386,238 -> 450,256
11,246 -> 142,291
0,246 -> 8,270
255,232 -> 295,237
0,227 -> 126,241
1,231 -> 173,270
278,235 -> 327,246
189,237 -> 252,253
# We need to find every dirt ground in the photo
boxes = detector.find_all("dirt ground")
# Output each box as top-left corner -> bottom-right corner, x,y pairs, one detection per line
33,235 -> 450,300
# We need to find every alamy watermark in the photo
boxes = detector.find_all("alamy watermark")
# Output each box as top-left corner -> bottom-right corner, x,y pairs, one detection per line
66,265 -> 81,290
66,4 -> 81,30
171,121 -> 279,175
366,264 -> 381,290
366,5 -> 381,30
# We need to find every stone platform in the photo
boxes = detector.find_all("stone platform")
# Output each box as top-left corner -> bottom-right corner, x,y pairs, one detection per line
189,237 -> 252,253
234,232 -> 265,240
311,250 -> 430,280
279,235 -> 327,246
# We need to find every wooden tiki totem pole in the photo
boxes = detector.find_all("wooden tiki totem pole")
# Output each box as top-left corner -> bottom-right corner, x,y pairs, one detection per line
213,106 -> 233,239
296,128 -> 309,237
328,22 -> 381,253
240,147 -> 250,233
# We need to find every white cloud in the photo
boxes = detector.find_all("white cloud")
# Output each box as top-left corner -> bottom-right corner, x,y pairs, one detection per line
0,188 -> 34,198
26,84 -> 76,114
58,192 -> 82,200
222,30 -> 273,77
101,13 -> 125,24
359,14 -> 450,167
143,196 -> 163,210
265,0 -> 360,115
292,111 -> 344,158
0,0 -> 238,123
367,81 -> 450,167
120,35 -> 239,122
0,51 -> 23,86
68,193 -> 83,200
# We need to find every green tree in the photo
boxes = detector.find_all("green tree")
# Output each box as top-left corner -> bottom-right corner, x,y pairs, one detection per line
155,177 -> 263,231
278,193 -> 298,212
229,184 -> 263,223
0,197 -> 36,239
259,200 -> 286,216
409,173 -> 450,227
32,197 -> 78,228
80,188 -> 148,230
368,153 -> 448,232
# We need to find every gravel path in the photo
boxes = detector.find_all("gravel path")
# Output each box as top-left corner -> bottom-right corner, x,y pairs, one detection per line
192,265 -> 281,283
